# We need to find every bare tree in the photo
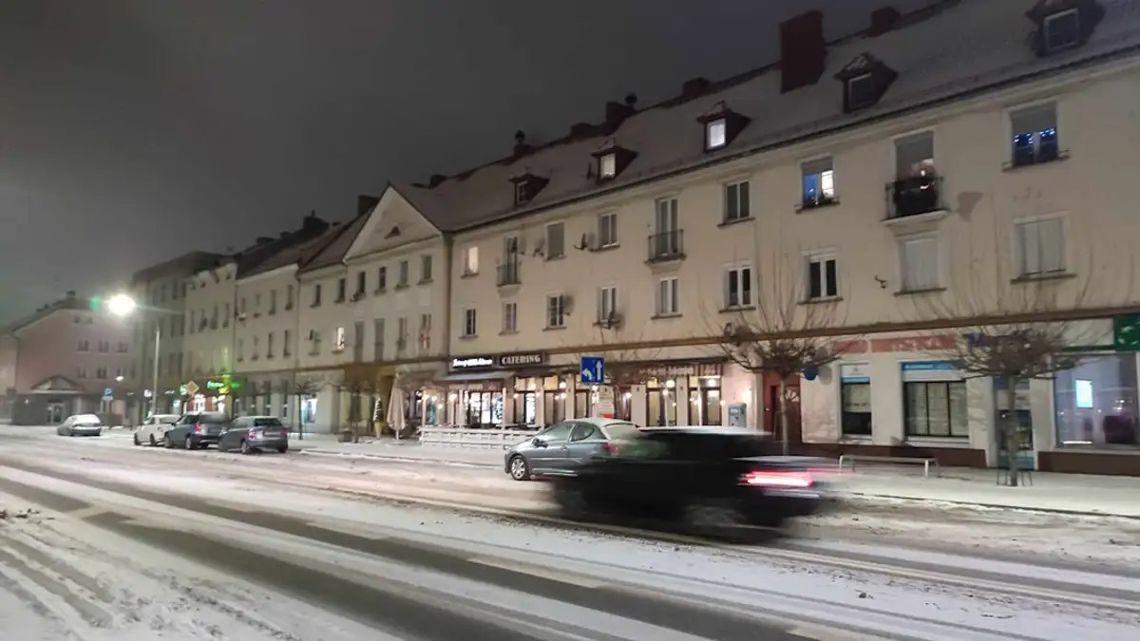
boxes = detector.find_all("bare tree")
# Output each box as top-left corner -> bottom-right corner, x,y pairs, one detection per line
567,325 -> 663,419
707,253 -> 852,455
283,377 -> 322,441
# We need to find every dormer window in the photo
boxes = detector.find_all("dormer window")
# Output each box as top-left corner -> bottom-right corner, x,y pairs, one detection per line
835,53 -> 897,113
591,139 -> 636,183
706,118 -> 727,150
1044,9 -> 1080,52
697,102 -> 749,152
599,152 -> 617,179
846,73 -> 877,111
510,172 -> 549,206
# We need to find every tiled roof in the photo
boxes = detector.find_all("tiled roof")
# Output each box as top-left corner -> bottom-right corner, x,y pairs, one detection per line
239,231 -> 332,279
297,213 -> 371,274
400,0 -> 1140,232
130,251 -> 226,284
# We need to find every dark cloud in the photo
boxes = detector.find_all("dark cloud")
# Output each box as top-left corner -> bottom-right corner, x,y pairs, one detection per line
0,0 -> 927,322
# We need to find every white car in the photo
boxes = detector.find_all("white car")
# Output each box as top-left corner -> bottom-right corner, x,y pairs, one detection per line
56,414 -> 104,437
133,414 -> 181,446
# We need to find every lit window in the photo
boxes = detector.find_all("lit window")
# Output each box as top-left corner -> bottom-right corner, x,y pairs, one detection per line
335,326 -> 346,351
597,213 -> 618,248
462,246 -> 479,275
706,118 -> 727,150
801,157 -> 836,209
599,153 -> 617,179
1010,103 -> 1060,167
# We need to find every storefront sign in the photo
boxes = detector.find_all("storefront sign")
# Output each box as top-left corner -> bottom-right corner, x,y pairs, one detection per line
902,361 -> 961,382
450,352 -> 546,371
596,385 -> 615,418
204,374 -> 243,395
840,363 -> 871,383
643,362 -> 722,379
1114,314 -> 1140,351
451,356 -> 495,370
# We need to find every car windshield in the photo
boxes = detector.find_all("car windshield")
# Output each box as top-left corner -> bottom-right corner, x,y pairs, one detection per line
200,413 -> 227,424
253,418 -> 283,427
602,423 -> 641,440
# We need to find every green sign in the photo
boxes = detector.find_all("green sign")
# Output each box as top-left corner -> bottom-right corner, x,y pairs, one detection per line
1114,314 -> 1140,351
204,374 -> 243,395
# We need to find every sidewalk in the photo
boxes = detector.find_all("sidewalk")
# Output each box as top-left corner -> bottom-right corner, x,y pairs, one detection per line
284,435 -> 1140,518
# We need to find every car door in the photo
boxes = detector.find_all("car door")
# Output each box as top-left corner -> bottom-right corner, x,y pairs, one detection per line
221,418 -> 244,451
169,414 -> 195,443
527,422 -> 574,475
564,422 -> 604,471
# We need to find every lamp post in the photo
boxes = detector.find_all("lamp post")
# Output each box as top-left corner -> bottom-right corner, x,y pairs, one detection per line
107,293 -> 161,421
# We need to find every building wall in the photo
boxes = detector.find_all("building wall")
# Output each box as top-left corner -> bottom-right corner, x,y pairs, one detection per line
13,308 -> 131,395
183,263 -> 237,381
233,266 -> 302,424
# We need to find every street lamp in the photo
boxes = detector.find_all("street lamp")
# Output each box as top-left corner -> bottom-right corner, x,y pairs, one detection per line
108,293 -> 159,420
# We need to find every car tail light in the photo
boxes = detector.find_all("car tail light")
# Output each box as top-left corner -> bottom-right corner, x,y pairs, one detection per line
741,470 -> 814,489
602,441 -> 619,455
193,423 -> 204,434
248,428 -> 261,439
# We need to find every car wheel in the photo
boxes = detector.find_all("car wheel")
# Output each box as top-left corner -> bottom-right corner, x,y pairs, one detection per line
508,455 -> 531,481
149,435 -> 157,447
133,433 -> 141,446
276,446 -> 288,454
164,434 -> 173,449
184,435 -> 194,450
240,440 -> 252,455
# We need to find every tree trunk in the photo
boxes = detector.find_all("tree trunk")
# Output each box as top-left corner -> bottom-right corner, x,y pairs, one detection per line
1002,377 -> 1019,487
778,378 -> 789,456
295,393 -> 304,441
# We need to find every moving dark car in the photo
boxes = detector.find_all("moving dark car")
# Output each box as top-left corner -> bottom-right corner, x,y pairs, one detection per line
218,416 -> 289,454
549,428 -> 825,536
164,412 -> 228,449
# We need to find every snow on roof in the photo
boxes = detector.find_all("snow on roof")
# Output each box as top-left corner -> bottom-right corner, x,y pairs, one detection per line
401,0 -> 1140,233
298,213 -> 371,274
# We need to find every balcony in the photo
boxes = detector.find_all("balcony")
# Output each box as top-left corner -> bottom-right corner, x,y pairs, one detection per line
885,174 -> 947,224
497,261 -> 521,287
647,230 -> 685,263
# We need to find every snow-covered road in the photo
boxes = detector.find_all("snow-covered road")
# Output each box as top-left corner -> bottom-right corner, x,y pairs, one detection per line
1,426 -> 1138,640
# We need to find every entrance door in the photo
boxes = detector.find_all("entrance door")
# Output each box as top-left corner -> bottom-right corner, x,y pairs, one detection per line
765,376 -> 801,450
46,402 -> 64,424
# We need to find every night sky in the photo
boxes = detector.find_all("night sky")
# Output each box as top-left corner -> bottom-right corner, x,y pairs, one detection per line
0,0 -> 927,323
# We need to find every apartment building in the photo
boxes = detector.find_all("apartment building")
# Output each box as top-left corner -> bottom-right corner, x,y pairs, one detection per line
295,190 -> 451,433
398,1 -> 1140,474
0,292 -> 131,424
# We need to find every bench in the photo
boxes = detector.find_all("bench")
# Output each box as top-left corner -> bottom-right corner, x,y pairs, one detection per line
837,454 -> 941,478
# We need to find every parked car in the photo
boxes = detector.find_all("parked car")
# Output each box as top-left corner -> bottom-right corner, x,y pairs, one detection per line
56,414 -> 104,437
133,414 -> 181,446
548,428 -> 826,534
218,416 -> 289,454
163,412 -> 228,449
504,417 -> 642,481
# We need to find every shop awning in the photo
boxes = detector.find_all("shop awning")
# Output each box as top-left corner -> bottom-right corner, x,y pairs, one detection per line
440,371 -> 514,383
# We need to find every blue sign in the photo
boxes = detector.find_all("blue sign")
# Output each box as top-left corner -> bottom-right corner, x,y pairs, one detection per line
580,356 -> 605,385
102,387 -> 114,400
901,361 -> 957,371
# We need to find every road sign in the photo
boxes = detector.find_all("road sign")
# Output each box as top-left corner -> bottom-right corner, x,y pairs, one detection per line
102,387 -> 113,400
580,356 -> 605,385
184,380 -> 200,397
596,385 -> 615,418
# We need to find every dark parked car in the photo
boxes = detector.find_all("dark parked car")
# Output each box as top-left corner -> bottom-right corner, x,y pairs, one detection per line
218,416 -> 289,454
549,428 -> 826,535
56,414 -> 104,437
504,418 -> 642,481
164,412 -> 228,449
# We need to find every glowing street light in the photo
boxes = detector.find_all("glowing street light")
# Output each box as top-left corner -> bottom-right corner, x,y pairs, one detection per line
107,293 -> 138,317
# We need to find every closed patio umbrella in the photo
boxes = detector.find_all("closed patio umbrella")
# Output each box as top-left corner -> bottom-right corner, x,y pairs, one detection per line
387,384 -> 406,440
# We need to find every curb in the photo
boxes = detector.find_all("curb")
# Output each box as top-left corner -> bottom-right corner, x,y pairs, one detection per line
833,490 -> 1140,520
297,448 -> 500,469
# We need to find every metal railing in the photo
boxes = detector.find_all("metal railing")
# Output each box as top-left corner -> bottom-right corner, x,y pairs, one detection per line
419,426 -> 539,451
887,174 -> 944,219
647,230 -> 684,262
497,260 -> 521,286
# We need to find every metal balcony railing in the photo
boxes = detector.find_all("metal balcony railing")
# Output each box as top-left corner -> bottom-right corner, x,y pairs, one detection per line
497,260 -> 521,287
647,230 -> 684,262
888,174 -> 944,219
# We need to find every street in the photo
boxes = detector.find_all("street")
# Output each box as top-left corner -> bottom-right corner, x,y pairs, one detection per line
1,427 -> 1139,641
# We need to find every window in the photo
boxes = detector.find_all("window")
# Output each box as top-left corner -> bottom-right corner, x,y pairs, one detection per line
77,339 -> 89,352
267,332 -> 275,358
188,311 -> 195,334
706,118 -> 727,150
846,73 -> 876,111
115,367 -> 124,379
269,289 -> 278,314
905,381 -> 968,437
354,321 -> 365,361
397,317 -> 408,352
419,314 -> 431,353
421,254 -> 433,282
656,277 -> 679,316
334,326 -> 346,352
117,341 -> 128,353
1014,217 -> 1065,277
724,181 -> 750,222
546,222 -> 565,259
95,367 -> 108,380
801,157 -> 835,208
251,335 -> 260,360
597,213 -> 618,248
285,285 -> 294,310
502,302 -> 518,334
283,330 -> 292,357
76,367 -> 87,379
397,261 -> 409,287
807,254 -> 839,300
1055,354 -> 1139,448
310,331 -> 321,356
514,181 -> 528,206
546,295 -> 566,328
211,305 -> 219,329
899,236 -> 940,292
725,265 -> 752,309
599,152 -> 617,179
596,285 -> 618,324
73,315 -> 80,324
312,284 -> 322,307
463,309 -> 477,337
372,319 -> 384,361
240,297 -> 247,315
97,340 -> 109,353
223,303 -> 231,328
1010,103 -> 1059,166
255,293 -> 262,312
237,338 -> 244,362
352,272 -> 365,297
336,278 -> 346,302
840,365 -> 872,436
462,246 -> 479,276
1043,9 -> 1080,53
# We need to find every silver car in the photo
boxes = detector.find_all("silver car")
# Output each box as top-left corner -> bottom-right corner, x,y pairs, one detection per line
504,418 -> 641,481
56,414 -> 104,437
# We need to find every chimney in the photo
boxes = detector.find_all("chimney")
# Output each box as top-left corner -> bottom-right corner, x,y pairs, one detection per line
681,77 -> 712,99
513,130 -> 531,156
357,194 -> 380,215
868,6 -> 900,36
780,10 -> 826,93
302,210 -> 327,232
604,95 -> 637,131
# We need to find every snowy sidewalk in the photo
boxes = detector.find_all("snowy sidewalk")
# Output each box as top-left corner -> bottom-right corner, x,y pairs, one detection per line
290,435 -> 503,468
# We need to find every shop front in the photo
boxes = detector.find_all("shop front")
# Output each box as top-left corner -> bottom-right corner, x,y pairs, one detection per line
179,374 -> 245,417
442,352 -> 548,428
